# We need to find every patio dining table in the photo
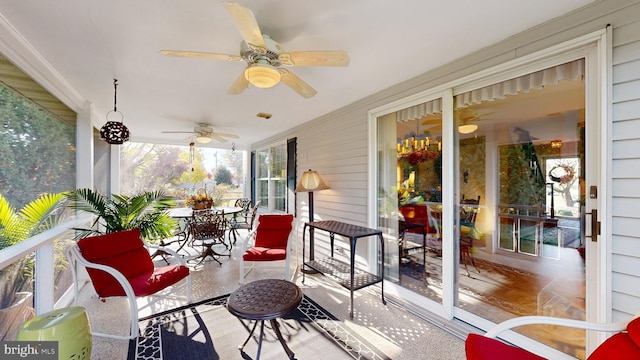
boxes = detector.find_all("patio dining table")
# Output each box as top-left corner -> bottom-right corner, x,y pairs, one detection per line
165,206 -> 244,254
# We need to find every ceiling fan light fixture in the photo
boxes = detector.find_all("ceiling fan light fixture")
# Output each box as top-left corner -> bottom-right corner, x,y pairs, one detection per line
196,135 -> 212,144
458,124 -> 478,134
244,63 -> 281,88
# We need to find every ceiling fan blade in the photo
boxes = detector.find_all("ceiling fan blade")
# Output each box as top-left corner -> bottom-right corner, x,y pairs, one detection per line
209,134 -> 228,143
214,132 -> 240,139
223,2 -> 266,49
279,51 -> 350,67
279,69 -> 317,98
160,50 -> 241,62
228,70 -> 250,95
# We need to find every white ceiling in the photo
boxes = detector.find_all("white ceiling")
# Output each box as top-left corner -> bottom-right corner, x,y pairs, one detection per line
0,0 -> 594,150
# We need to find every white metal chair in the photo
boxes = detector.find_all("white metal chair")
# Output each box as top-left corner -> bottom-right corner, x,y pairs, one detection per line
66,228 -> 192,339
238,213 -> 294,284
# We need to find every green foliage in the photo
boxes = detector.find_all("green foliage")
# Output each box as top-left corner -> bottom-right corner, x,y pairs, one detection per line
214,166 -> 233,185
0,192 -> 68,249
0,83 -> 76,209
66,188 -> 178,241
499,144 -> 545,206
0,192 -> 68,308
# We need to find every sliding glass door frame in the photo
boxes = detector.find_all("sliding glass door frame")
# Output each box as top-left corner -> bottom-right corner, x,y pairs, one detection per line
368,28 -> 610,357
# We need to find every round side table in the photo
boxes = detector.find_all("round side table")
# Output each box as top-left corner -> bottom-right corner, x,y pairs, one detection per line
227,279 -> 303,360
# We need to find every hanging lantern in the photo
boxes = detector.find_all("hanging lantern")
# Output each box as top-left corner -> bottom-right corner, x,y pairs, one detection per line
100,79 -> 130,144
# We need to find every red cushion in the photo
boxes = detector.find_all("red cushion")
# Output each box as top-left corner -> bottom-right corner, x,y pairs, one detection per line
254,214 -> 293,248
400,205 -> 438,234
465,334 -> 545,360
77,229 -> 188,298
243,246 -> 287,261
97,264 -> 190,297
626,317 -> 640,348
588,332 -> 640,360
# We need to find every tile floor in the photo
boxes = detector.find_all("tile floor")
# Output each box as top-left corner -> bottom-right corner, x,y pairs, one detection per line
77,232 -> 468,359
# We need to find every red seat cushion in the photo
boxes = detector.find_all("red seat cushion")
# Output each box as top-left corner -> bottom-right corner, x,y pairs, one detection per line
465,334 -> 545,360
99,264 -> 190,297
588,333 -> 640,360
242,246 -> 287,261
77,228 -> 188,298
588,317 -> 640,360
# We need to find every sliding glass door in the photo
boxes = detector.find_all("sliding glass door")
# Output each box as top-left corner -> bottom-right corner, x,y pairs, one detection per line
374,55 -> 596,359
377,98 -> 444,305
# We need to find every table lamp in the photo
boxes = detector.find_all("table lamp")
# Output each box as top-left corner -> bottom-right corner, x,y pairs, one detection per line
295,169 -> 329,265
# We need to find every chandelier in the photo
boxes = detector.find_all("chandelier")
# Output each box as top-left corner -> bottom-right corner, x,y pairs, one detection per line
397,135 -> 441,156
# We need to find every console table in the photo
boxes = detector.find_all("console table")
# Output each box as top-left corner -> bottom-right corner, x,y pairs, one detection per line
302,220 -> 386,319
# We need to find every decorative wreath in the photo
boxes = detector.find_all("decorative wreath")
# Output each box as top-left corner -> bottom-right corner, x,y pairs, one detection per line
548,164 -> 576,185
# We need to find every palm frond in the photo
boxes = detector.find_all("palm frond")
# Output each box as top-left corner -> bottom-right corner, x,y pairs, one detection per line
67,188 -> 178,240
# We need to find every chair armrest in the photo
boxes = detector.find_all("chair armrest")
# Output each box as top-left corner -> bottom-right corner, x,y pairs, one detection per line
485,315 -> 628,339
240,227 -> 258,251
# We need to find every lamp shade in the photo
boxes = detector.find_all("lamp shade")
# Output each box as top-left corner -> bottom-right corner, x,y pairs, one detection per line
295,170 -> 329,192
244,63 -> 281,88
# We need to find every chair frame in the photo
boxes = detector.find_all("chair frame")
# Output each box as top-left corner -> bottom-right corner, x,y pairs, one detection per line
230,200 -> 261,246
66,239 -> 192,340
459,195 -> 481,276
468,314 -> 633,359
239,214 -> 294,284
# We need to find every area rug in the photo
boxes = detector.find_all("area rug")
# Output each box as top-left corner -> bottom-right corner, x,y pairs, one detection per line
128,294 -> 388,360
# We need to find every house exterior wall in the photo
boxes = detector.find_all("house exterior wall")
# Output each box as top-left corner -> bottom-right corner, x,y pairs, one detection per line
611,8 -> 640,321
253,0 -> 640,318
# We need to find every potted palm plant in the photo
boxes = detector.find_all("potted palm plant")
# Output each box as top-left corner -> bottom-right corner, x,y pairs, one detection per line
65,188 -> 178,241
0,192 -> 68,340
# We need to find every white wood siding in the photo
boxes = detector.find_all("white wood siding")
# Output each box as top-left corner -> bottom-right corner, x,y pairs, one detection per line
612,9 -> 640,321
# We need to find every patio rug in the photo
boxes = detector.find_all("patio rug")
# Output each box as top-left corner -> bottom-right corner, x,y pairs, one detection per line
127,293 -> 388,360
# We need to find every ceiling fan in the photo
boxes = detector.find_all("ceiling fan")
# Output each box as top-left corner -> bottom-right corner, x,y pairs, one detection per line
162,123 -> 239,144
160,1 -> 349,98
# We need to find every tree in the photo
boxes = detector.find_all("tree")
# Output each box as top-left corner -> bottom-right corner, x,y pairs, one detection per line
0,84 -> 75,209
120,143 -> 190,197
214,166 -> 233,186
176,147 -> 208,193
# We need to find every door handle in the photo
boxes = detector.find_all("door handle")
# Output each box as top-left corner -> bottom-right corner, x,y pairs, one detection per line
585,209 -> 600,242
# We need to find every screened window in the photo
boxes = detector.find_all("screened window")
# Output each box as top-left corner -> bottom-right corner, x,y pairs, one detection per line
255,142 -> 287,212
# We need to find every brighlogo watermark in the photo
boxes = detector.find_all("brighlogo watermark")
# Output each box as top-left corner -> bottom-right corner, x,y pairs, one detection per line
0,341 -> 57,359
